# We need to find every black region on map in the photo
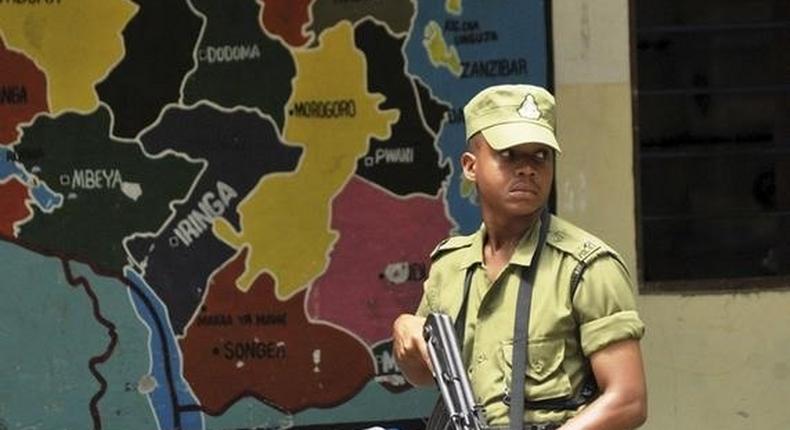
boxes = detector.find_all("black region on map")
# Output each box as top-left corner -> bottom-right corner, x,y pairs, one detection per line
183,0 -> 295,133
127,103 -> 302,334
354,20 -> 450,196
16,106 -> 202,273
96,0 -> 202,139
415,78 -> 449,136
309,0 -> 415,42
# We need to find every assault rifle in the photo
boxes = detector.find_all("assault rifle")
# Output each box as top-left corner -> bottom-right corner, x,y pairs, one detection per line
423,312 -> 487,430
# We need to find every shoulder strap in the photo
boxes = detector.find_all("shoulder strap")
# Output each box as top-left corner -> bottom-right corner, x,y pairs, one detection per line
430,234 -> 475,260
570,246 -> 622,300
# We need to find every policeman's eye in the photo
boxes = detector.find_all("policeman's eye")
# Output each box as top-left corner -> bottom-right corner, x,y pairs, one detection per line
533,149 -> 550,162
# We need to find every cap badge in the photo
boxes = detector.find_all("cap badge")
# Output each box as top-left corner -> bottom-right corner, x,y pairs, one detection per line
517,94 -> 541,120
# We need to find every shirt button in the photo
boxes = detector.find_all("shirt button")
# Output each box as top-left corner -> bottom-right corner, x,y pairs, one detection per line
534,361 -> 544,372
477,353 -> 486,363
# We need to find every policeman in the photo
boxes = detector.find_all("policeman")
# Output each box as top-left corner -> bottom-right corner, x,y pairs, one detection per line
393,84 -> 647,430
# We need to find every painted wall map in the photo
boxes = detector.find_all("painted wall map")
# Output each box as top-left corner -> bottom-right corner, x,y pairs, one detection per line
0,0 -> 548,429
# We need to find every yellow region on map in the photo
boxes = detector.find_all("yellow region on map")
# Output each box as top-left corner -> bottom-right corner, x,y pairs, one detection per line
423,21 -> 462,77
0,0 -> 137,112
214,21 -> 399,299
446,0 -> 462,15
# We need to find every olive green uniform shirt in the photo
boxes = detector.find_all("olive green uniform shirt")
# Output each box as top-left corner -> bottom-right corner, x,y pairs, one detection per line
416,214 -> 645,426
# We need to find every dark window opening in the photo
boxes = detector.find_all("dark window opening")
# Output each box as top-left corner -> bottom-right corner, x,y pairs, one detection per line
634,0 -> 790,290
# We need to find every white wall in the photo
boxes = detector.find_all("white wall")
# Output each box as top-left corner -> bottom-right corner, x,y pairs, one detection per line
551,1 -> 790,428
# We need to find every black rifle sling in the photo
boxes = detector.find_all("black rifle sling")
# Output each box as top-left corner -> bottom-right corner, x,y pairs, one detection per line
454,267 -> 476,346
508,209 -> 551,429
506,228 -> 601,412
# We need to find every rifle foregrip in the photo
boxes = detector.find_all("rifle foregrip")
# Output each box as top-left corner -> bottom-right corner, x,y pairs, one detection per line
423,312 -> 487,430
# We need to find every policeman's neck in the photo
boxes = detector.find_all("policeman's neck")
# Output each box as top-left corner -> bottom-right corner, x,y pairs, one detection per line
482,210 -> 541,252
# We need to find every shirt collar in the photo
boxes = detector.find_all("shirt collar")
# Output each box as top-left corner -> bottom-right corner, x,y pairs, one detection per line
510,220 -> 540,267
457,218 -> 542,270
458,224 -> 485,269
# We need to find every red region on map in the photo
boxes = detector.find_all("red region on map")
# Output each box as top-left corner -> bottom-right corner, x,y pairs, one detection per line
258,0 -> 313,47
180,247 -> 375,415
0,178 -> 30,238
0,38 -> 49,145
308,176 -> 453,345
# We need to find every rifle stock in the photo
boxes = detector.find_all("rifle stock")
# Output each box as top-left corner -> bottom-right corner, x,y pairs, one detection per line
423,312 -> 487,430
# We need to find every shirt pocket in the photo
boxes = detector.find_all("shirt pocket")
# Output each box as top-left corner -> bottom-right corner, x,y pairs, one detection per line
501,337 -> 573,401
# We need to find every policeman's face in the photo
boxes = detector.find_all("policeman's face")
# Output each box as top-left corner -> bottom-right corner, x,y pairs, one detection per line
461,133 -> 554,218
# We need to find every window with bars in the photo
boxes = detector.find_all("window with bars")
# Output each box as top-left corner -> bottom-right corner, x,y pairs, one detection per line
634,0 -> 790,290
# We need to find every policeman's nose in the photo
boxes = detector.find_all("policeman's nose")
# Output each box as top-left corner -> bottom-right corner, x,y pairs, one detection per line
514,160 -> 535,176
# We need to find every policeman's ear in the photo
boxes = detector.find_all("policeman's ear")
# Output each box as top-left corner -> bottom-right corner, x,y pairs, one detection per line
462,134 -> 483,181
461,151 -> 476,182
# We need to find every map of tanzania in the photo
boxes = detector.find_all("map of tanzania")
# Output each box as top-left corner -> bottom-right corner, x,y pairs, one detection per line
0,0 -> 547,429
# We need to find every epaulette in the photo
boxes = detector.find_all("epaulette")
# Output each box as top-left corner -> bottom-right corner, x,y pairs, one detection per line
429,234 -> 474,260
546,216 -> 620,264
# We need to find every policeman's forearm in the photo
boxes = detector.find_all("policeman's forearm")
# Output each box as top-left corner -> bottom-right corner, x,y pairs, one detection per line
561,339 -> 646,429
559,389 -> 647,430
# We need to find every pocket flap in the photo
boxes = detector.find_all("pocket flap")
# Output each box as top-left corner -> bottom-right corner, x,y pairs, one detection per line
526,338 -> 565,381
503,338 -> 566,382
501,338 -> 572,401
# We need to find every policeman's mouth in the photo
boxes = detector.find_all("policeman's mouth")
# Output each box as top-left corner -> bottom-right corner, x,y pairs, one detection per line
508,182 -> 539,196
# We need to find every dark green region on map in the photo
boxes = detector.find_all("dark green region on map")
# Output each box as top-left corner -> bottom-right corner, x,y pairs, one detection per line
183,0 -> 295,133
96,0 -> 202,139
16,106 -> 202,273
309,0 -> 415,43
354,19 -> 450,197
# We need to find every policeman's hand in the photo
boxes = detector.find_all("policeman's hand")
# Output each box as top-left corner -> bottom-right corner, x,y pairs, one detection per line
392,313 -> 434,386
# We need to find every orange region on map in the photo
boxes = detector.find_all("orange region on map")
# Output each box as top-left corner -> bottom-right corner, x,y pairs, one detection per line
180,247 -> 374,415
0,37 -> 48,144
259,0 -> 313,47
0,178 -> 31,238
0,0 -> 136,112
214,21 -> 399,299
308,176 -> 453,345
